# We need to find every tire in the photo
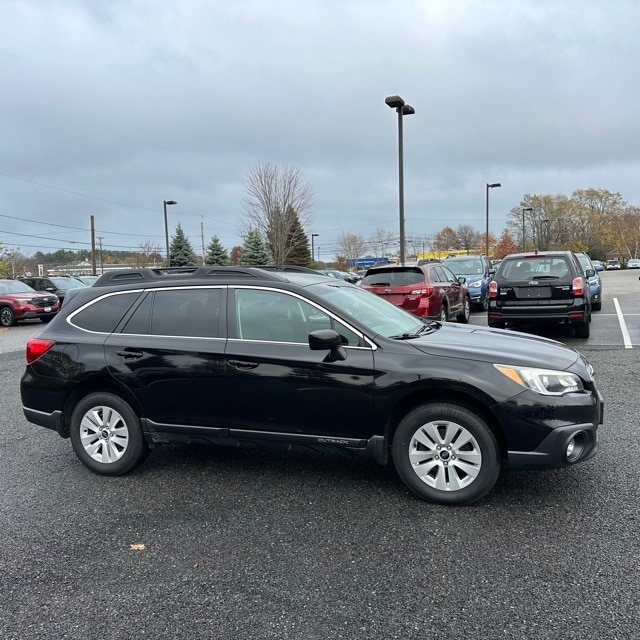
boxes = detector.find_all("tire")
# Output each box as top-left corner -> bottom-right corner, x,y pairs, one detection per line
0,306 -> 16,327
488,321 -> 505,329
40,316 -> 54,323
69,392 -> 148,476
438,305 -> 448,322
592,301 -> 601,311
392,403 -> 500,505
456,296 -> 471,324
574,322 -> 590,339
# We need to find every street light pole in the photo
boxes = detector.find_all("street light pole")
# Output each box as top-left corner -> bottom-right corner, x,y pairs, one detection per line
163,200 -> 177,267
311,233 -> 319,265
522,207 -> 533,252
385,95 -> 415,266
485,182 -> 501,257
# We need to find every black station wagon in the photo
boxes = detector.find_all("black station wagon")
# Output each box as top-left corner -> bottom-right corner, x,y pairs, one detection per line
20,266 -> 603,505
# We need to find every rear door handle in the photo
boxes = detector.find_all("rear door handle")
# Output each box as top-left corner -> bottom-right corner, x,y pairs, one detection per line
116,349 -> 144,360
228,359 -> 259,370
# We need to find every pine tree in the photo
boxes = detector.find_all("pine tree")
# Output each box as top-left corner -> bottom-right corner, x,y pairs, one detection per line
242,229 -> 271,265
205,235 -> 230,265
284,209 -> 311,266
169,223 -> 198,267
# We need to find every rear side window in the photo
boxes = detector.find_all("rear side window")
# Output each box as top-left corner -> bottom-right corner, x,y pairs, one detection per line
71,292 -> 141,333
149,288 -> 223,338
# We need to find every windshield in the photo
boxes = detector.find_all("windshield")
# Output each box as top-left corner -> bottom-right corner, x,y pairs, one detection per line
50,277 -> 82,289
444,259 -> 484,276
0,280 -> 37,294
310,282 -> 423,338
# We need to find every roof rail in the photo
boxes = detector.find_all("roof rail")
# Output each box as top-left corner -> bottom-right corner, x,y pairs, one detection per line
92,265 -> 315,287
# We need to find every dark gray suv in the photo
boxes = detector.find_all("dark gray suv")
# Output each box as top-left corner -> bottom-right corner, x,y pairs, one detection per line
488,251 -> 593,338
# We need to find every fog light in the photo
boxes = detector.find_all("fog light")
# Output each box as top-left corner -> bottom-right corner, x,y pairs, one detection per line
566,432 -> 585,462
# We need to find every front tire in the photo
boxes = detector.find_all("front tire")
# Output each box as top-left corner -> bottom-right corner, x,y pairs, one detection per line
69,392 -> 148,476
456,296 -> 471,323
0,306 -> 16,327
392,403 -> 500,505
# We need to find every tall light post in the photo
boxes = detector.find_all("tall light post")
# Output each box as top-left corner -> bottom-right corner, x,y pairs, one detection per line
522,207 -> 533,252
485,182 -> 501,257
311,233 -> 319,265
385,95 -> 415,266
163,200 -> 177,267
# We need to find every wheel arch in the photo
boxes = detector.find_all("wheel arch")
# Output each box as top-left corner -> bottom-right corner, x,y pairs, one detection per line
384,387 -> 507,462
61,376 -> 142,438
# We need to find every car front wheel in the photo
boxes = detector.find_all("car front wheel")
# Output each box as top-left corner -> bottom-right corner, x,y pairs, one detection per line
0,307 -> 16,327
70,392 -> 148,476
456,296 -> 471,323
392,403 -> 500,505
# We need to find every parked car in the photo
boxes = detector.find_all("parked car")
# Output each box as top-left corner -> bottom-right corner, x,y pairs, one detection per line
0,279 -> 60,326
360,263 -> 470,322
591,260 -> 604,272
442,254 -> 494,311
20,266 -> 602,505
605,259 -> 621,270
488,251 -> 592,338
18,275 -> 85,305
575,252 -> 602,311
626,258 -> 640,269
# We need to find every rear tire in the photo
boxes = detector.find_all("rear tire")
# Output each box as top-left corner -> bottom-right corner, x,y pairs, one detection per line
592,302 -> 601,311
574,322 -> 590,338
488,321 -> 505,329
70,392 -> 148,476
438,305 -> 448,322
392,403 -> 501,505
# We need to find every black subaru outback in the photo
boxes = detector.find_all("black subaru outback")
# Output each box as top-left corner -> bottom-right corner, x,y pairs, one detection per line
21,266 -> 602,505
488,251 -> 593,338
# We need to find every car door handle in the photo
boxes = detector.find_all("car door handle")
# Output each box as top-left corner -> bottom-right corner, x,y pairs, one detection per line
228,359 -> 259,370
116,349 -> 144,360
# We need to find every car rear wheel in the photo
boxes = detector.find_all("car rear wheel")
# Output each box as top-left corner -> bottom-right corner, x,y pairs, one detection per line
574,322 -> 590,339
456,296 -> 471,323
592,301 -> 601,311
438,305 -> 448,322
70,392 -> 148,476
0,306 -> 16,327
392,403 -> 501,505
488,320 -> 505,329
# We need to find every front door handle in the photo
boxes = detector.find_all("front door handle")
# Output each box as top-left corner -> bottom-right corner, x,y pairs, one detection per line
116,349 -> 144,360
228,359 -> 259,370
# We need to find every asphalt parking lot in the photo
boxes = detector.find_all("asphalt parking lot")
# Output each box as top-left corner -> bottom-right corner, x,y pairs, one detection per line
1,270 -> 639,640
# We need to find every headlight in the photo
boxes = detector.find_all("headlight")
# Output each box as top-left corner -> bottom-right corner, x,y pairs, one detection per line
494,364 -> 584,395
16,298 -> 32,304
468,280 -> 483,288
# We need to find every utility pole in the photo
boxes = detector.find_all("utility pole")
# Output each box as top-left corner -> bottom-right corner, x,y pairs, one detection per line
201,217 -> 206,265
90,215 -> 97,275
98,236 -> 104,274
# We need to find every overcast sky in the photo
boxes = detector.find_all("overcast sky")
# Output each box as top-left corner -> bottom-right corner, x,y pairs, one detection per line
1,0 -> 639,262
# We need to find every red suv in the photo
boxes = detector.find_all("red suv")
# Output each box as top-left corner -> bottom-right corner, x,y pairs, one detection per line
0,279 -> 60,327
360,264 -> 470,322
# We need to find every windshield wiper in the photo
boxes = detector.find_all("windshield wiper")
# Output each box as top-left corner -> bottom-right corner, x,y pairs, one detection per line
389,323 -> 437,339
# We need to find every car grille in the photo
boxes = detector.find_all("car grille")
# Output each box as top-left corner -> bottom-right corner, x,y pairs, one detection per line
32,297 -> 57,308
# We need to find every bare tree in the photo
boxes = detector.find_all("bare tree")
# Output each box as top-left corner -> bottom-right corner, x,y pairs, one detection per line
455,225 -> 480,252
369,228 -> 395,259
242,163 -> 314,264
133,240 -> 163,267
336,232 -> 367,269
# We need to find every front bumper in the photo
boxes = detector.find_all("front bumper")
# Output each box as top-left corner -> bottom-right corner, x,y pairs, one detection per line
508,423 -> 598,470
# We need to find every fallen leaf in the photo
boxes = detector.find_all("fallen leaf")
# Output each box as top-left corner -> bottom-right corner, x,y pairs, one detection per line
129,543 -> 146,551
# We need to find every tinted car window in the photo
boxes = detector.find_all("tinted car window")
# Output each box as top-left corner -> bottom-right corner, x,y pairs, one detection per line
361,268 -> 425,286
500,257 -> 571,279
235,288 -> 362,345
149,288 -> 222,338
71,292 -> 141,333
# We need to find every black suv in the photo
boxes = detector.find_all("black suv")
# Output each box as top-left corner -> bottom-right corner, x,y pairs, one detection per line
18,275 -> 84,305
488,251 -> 593,338
20,266 -> 603,505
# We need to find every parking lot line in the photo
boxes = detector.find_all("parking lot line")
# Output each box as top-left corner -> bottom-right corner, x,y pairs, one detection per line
613,298 -> 633,349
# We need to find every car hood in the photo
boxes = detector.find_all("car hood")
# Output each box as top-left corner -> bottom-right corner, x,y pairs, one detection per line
2,291 -> 57,300
407,323 -> 580,370
451,272 -> 485,282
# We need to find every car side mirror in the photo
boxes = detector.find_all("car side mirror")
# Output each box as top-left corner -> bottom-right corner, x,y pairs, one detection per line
457,277 -> 466,284
489,268 -> 495,275
586,268 -> 595,277
309,329 -> 347,362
